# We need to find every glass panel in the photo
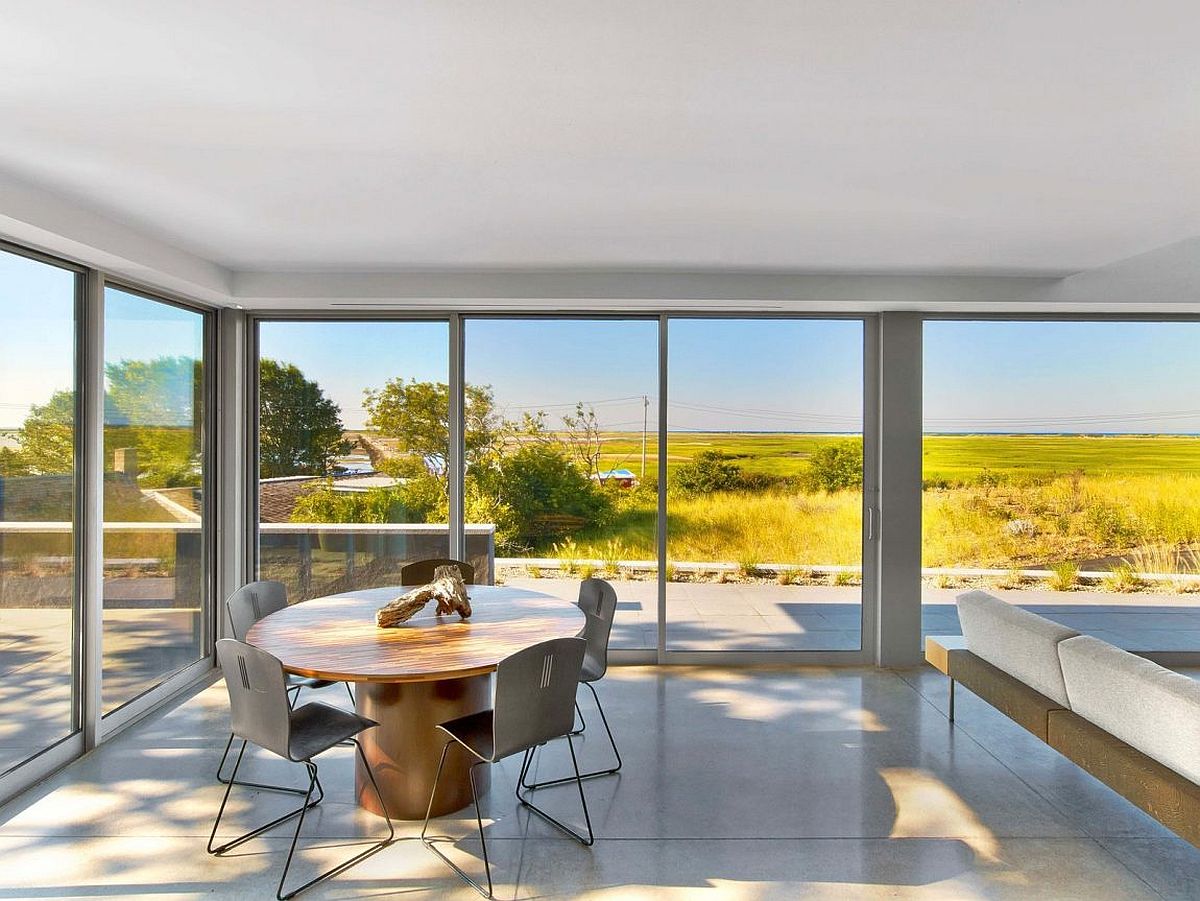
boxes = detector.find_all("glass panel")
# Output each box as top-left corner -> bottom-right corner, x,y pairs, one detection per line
923,321 -> 1200,653
464,318 -> 659,650
0,249 -> 79,773
666,319 -> 864,651
102,287 -> 207,713
256,321 -> 451,599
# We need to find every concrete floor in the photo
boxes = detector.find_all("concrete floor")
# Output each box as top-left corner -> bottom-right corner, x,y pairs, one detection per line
1,665 -> 1198,899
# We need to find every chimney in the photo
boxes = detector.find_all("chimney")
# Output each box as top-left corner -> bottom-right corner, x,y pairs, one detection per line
114,447 -> 138,479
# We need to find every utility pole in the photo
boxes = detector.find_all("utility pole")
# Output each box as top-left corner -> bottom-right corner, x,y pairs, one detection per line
641,394 -> 649,479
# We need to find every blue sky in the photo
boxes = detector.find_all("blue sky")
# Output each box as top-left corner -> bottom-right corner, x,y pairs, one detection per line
5,246 -> 1200,434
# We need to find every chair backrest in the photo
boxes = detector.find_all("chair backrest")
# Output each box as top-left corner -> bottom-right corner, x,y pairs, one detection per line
577,578 -> 618,681
492,637 -> 586,761
225,580 -> 288,640
215,638 -> 292,759
400,558 -> 475,586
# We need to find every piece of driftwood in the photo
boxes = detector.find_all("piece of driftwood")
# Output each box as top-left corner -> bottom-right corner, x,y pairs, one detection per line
376,564 -> 473,628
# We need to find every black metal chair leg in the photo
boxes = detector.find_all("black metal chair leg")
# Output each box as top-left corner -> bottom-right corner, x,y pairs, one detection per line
344,681 -> 356,707
569,700 -> 587,736
515,734 -> 594,846
274,749 -> 393,901
276,762 -> 319,900
521,681 -> 622,789
423,742 -> 494,898
208,742 -> 324,857
949,678 -> 956,723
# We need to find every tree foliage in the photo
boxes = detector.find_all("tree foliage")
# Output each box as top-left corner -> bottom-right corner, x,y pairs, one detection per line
485,445 -> 611,545
670,450 -> 743,494
259,358 -> 349,478
362,379 -> 504,479
801,439 -> 863,492
11,390 -> 75,475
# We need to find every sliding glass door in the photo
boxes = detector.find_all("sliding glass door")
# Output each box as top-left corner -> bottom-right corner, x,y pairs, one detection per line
101,287 -> 211,714
464,317 -> 659,649
0,247 -> 81,775
251,314 -> 875,660
666,318 -> 867,652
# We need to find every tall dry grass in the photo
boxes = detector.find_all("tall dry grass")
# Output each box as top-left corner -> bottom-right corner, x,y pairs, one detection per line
561,472 -> 1200,575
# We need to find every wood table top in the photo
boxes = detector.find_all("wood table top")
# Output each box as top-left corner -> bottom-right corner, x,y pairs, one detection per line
244,584 -> 585,683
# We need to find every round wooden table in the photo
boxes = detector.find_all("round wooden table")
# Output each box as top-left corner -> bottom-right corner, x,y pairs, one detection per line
245,584 -> 585,819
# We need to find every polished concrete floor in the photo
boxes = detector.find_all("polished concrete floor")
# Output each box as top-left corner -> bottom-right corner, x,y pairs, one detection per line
1,665 -> 1199,899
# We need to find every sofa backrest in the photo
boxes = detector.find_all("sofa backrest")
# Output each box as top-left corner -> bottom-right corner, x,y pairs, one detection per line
1058,634 -> 1200,785
956,590 -> 1077,706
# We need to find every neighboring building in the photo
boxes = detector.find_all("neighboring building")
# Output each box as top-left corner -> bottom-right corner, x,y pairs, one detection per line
592,468 -> 637,488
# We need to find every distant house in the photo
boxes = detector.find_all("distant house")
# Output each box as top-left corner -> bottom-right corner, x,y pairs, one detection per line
591,468 -> 637,488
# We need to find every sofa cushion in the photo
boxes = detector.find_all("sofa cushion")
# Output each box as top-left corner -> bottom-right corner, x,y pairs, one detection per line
956,590 -> 1077,706
1058,634 -> 1200,785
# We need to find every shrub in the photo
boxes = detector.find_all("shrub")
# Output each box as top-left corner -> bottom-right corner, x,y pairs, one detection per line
776,566 -> 798,585
1047,562 -> 1078,592
670,450 -> 743,495
832,569 -> 856,586
801,440 -> 863,493
1084,501 -> 1137,546
492,445 -> 612,542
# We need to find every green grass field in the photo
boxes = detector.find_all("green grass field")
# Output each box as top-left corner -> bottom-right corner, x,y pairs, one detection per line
588,432 -> 1200,483
563,432 -> 1200,574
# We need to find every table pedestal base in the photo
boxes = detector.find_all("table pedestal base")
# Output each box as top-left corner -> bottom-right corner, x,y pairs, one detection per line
355,674 -> 493,819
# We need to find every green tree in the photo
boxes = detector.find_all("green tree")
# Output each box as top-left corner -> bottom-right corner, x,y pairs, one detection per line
13,390 -> 75,475
106,356 -> 200,429
362,380 -> 505,480
259,359 -> 349,477
670,450 -> 743,495
801,439 -> 863,492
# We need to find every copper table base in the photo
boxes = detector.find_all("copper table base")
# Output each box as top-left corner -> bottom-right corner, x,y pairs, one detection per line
355,674 -> 493,819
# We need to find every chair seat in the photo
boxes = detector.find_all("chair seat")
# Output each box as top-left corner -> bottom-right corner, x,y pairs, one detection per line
437,709 -> 495,762
287,674 -> 337,690
288,702 -> 377,762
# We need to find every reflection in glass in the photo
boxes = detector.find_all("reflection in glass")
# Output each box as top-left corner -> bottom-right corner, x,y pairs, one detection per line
102,287 -> 207,713
0,249 -> 79,772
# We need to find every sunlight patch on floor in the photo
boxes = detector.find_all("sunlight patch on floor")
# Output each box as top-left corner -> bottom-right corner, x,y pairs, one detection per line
879,768 -> 1000,863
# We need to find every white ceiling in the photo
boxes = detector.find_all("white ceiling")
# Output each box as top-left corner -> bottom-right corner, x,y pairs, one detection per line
0,1 -> 1198,276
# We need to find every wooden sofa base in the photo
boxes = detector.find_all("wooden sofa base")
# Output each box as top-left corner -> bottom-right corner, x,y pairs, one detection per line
925,636 -> 1200,850
1048,709 -> 1200,848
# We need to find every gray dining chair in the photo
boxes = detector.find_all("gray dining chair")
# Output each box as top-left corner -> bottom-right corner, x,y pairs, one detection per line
521,578 -> 622,789
216,580 -> 356,788
208,639 -> 394,901
422,637 -> 592,898
400,558 -> 475,586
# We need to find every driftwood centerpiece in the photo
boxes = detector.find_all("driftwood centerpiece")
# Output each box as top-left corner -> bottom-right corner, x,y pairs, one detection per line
376,565 -> 473,628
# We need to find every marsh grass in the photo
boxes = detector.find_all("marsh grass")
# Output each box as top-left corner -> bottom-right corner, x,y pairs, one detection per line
1102,564 -> 1142,592
1047,562 -> 1079,592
